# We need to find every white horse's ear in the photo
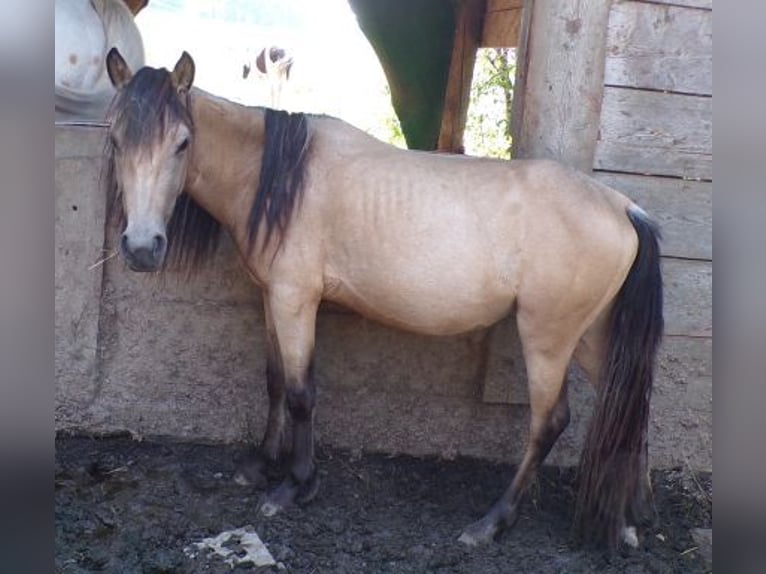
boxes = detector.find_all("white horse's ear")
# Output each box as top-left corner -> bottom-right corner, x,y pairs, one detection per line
171,51 -> 195,94
106,47 -> 133,89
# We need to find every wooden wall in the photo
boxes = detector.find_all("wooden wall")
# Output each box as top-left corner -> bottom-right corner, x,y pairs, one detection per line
593,0 -> 712,465
481,0 -> 523,47
478,0 -> 712,468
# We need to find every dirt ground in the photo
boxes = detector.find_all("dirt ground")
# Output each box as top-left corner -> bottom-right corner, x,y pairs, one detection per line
55,435 -> 711,573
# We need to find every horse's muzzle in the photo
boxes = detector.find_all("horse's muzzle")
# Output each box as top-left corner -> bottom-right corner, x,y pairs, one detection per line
120,231 -> 167,272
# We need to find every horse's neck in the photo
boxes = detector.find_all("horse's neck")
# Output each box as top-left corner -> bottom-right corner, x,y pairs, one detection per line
185,91 -> 266,243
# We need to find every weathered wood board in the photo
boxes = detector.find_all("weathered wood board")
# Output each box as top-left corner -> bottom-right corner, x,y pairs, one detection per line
594,172 -> 712,260
481,0 -> 522,47
662,258 -> 712,338
487,0 -> 522,9
642,0 -> 712,9
438,0 -> 485,152
512,0 -> 612,171
594,87 -> 712,179
605,0 -> 712,95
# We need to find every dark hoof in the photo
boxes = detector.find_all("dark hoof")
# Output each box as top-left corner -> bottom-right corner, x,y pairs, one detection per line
458,506 -> 518,546
260,472 -> 320,517
233,449 -> 272,488
295,470 -> 320,505
458,516 -> 500,546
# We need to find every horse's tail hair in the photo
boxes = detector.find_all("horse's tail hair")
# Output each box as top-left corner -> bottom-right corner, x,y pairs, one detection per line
574,205 -> 664,549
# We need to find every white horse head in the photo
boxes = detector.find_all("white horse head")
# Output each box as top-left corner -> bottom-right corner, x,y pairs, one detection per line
55,0 -> 145,121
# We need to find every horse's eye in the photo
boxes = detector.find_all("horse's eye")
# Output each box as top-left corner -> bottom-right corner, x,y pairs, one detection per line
176,138 -> 190,155
110,135 -> 120,151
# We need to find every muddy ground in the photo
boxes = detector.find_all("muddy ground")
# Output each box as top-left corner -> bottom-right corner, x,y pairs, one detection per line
55,435 -> 711,573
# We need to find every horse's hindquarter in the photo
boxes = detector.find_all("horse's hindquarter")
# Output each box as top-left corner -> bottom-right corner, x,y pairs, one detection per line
314,146 -> 527,336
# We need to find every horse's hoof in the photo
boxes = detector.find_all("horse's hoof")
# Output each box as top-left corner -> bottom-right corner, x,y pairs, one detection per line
260,499 -> 283,517
295,473 -> 320,505
621,525 -> 639,548
233,465 -> 267,488
233,471 -> 254,487
233,450 -> 270,488
458,517 -> 499,547
457,531 -> 481,547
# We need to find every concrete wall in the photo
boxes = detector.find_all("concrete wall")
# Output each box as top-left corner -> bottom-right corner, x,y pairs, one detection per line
55,123 -> 712,471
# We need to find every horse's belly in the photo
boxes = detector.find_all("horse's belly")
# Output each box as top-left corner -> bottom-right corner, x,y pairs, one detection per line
328,260 -> 516,336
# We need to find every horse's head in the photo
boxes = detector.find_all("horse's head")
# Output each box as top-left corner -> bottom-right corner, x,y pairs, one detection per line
106,48 -> 195,271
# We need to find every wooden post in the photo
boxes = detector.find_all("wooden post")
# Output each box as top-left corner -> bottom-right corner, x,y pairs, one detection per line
511,0 -> 613,172
437,0 -> 486,153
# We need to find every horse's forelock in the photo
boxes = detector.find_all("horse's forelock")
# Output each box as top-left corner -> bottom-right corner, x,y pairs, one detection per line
110,67 -> 193,150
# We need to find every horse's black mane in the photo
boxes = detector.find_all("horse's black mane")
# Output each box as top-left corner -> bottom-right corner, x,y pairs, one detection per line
105,66 -> 312,273
247,108 -> 311,254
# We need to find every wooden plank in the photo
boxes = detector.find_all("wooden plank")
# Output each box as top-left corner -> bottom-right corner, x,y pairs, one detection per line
594,142 -> 711,180
641,0 -> 712,10
437,0 -> 485,152
605,1 -> 712,94
662,258 -> 712,337
487,0 -> 523,10
509,0 -> 533,155
594,87 -> 712,179
513,0 -> 612,171
480,7 -> 522,47
594,172 -> 712,260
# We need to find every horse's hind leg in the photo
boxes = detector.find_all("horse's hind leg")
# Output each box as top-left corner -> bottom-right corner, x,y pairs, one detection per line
459,328 -> 573,546
234,300 -> 288,487
576,317 -> 654,546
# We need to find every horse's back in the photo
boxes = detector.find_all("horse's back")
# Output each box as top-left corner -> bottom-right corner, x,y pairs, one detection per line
305,129 -> 637,335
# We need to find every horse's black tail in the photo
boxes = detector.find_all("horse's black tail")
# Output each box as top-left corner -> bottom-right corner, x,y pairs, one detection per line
574,206 -> 664,549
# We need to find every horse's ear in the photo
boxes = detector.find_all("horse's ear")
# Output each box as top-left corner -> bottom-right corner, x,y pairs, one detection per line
171,51 -> 195,94
106,47 -> 133,89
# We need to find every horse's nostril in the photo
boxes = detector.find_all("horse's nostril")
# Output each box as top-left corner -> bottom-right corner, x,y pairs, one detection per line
120,233 -> 129,253
152,233 -> 167,257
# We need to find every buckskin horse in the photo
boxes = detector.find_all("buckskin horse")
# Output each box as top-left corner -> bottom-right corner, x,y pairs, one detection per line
102,49 -> 663,549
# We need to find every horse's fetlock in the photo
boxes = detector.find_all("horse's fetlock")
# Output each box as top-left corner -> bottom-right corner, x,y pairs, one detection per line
286,384 -> 315,421
291,458 -> 315,484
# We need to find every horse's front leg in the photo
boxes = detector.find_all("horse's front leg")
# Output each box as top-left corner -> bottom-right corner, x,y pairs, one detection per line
259,287 -> 320,516
234,299 -> 288,487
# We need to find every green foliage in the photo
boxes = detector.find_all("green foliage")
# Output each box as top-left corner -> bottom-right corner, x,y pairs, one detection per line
377,84 -> 407,148
464,48 -> 515,159
374,48 -> 516,156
